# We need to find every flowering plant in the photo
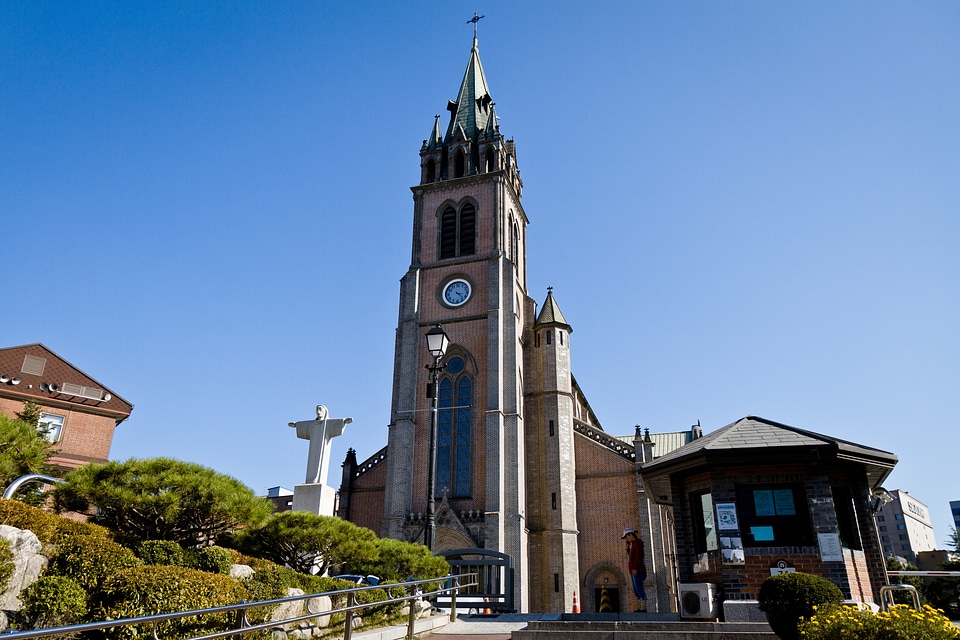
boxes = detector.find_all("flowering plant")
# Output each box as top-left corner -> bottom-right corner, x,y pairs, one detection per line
799,603 -> 959,640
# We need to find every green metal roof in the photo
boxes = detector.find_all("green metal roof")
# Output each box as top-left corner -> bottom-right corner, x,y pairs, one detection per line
535,288 -> 570,328
444,36 -> 494,143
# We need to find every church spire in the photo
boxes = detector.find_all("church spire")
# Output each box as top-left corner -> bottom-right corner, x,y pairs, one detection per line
445,36 -> 494,143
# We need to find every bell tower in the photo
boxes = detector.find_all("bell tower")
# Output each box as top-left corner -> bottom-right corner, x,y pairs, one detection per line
380,35 -> 533,610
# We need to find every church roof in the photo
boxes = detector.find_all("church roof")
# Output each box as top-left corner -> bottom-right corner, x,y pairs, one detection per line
535,288 -> 570,328
444,36 -> 494,143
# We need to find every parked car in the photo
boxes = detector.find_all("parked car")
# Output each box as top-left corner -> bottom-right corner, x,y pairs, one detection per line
335,574 -> 380,586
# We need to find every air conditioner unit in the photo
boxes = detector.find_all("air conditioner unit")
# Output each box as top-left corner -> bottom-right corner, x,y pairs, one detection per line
679,583 -> 718,619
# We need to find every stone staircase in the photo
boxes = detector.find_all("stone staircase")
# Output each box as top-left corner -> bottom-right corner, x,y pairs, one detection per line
511,613 -> 777,639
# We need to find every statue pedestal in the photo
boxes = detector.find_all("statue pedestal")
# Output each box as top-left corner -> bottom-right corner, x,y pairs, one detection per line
293,483 -> 337,516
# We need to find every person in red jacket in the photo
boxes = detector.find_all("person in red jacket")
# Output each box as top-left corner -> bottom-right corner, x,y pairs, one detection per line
622,527 -> 647,611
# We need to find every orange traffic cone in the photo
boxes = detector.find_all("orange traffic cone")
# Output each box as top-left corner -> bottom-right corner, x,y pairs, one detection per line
483,598 -> 491,614
572,590 -> 580,614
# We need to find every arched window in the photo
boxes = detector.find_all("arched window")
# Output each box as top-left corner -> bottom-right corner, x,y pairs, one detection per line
436,356 -> 472,498
485,147 -> 496,172
454,149 -> 466,178
458,203 -> 475,256
425,158 -> 436,183
439,203 -> 476,259
511,221 -> 519,264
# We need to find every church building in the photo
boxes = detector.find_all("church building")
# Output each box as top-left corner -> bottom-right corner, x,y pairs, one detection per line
335,33 -> 675,614
336,35 -> 897,616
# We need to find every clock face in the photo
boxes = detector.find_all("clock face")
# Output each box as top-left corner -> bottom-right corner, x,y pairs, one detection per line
443,279 -> 471,307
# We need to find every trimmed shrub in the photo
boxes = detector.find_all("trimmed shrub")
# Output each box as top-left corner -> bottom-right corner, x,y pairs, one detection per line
0,537 -> 13,594
758,572 -> 844,640
800,603 -> 959,639
0,498 -> 113,547
186,545 -> 233,574
18,575 -> 88,629
94,565 -> 250,640
47,533 -> 142,591
135,539 -> 186,566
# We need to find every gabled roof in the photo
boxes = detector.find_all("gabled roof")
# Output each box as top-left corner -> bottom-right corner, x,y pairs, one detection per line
444,36 -> 494,143
0,343 -> 133,421
535,288 -> 570,328
640,415 -> 897,498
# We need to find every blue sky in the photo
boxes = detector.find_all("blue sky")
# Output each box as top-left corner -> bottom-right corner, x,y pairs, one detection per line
4,2 -> 958,543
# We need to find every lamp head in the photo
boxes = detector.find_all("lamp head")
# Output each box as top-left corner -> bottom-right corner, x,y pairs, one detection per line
426,324 -> 449,359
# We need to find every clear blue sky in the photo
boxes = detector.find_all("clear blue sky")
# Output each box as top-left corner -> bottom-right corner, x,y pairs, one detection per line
4,2 -> 958,543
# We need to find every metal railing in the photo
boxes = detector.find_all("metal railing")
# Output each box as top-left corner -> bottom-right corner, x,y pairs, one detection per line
0,573 -> 478,640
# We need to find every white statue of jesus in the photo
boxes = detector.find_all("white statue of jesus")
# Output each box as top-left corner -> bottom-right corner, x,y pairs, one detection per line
288,405 -> 352,515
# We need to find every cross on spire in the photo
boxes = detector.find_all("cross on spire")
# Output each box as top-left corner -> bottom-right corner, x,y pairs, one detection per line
467,12 -> 485,38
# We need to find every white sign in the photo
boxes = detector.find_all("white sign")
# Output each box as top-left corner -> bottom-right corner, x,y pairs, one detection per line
770,560 -> 796,576
818,532 -> 844,562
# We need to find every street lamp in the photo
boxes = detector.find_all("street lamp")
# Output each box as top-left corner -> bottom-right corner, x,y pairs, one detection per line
424,324 -> 449,550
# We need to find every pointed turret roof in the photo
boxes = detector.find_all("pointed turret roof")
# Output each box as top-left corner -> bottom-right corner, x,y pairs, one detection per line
536,287 -> 571,328
424,115 -> 443,151
445,36 -> 494,143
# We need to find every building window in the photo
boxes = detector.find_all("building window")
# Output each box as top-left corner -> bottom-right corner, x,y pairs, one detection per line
882,535 -> 890,542
736,484 -> 813,547
880,525 -> 887,532
897,524 -> 906,531
899,534 -> 907,541
485,147 -> 496,173
832,485 -> 862,550
439,203 -> 476,259
549,420 -> 554,436
877,515 -> 885,522
38,413 -> 64,443
691,490 -> 719,553
454,148 -> 466,178
436,357 -> 472,498
546,331 -> 552,345
895,514 -> 904,520
425,158 -> 436,182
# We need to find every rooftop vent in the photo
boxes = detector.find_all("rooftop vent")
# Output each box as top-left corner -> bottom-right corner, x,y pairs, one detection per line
21,355 -> 46,376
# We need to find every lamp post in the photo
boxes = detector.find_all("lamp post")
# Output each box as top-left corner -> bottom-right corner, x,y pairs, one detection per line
424,324 -> 449,550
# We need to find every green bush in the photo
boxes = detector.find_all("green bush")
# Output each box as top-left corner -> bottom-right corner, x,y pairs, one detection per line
93,565 -> 250,640
186,545 -> 233,574
0,537 -> 13,594
135,539 -> 186,566
47,533 -> 142,591
758,572 -> 844,640
17,575 -> 88,629
0,498 -> 114,547
800,603 -> 959,639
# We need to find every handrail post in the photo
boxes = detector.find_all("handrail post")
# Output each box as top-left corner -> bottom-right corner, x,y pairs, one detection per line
344,590 -> 355,640
449,575 -> 458,622
406,585 -> 417,639
232,601 -> 247,640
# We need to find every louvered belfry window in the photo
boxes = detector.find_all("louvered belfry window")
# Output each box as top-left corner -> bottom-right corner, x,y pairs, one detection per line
439,203 -> 476,259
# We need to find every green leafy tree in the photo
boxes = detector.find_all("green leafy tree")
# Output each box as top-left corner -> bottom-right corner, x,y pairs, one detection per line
357,536 -> 449,582
228,511 -> 378,575
52,458 -> 273,546
15,400 -> 42,428
0,413 -> 56,505
887,557 -> 927,605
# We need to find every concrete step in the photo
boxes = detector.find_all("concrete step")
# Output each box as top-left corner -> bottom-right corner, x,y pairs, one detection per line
512,615 -> 777,639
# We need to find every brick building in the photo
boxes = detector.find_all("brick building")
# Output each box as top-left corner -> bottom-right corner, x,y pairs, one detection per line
335,35 -> 899,615
0,343 -> 133,473
640,416 -> 897,606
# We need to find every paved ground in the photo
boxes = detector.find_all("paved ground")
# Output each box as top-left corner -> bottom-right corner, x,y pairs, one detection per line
420,614 -> 544,638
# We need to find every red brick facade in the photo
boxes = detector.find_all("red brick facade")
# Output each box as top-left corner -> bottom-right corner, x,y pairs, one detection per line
0,344 -> 133,473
